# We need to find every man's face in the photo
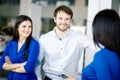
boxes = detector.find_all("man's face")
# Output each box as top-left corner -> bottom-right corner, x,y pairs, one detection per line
54,11 -> 71,32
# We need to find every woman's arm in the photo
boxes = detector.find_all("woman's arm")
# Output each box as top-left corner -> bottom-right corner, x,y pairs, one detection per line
3,56 -> 26,73
24,40 -> 39,73
11,62 -> 27,73
3,62 -> 26,73
2,62 -> 22,70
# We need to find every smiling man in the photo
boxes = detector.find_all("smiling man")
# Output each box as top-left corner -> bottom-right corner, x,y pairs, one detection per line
36,5 -> 97,80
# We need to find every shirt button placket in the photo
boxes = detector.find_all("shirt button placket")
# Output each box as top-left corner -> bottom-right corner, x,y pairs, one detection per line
59,38 -> 64,68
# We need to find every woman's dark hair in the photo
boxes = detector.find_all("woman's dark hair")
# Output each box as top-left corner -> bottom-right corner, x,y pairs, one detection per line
13,15 -> 33,59
54,5 -> 73,19
92,9 -> 120,58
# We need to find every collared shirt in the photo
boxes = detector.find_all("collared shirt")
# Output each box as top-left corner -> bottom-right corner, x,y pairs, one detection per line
37,27 -> 97,80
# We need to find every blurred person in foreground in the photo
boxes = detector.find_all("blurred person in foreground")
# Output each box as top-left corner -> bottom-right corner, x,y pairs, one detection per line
36,5 -> 97,80
0,15 -> 39,80
82,9 -> 120,80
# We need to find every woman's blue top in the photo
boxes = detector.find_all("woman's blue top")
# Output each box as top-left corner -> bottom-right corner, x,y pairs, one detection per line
82,48 -> 120,80
0,38 -> 39,80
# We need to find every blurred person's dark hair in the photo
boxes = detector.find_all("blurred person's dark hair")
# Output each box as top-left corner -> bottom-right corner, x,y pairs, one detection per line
92,9 -> 120,57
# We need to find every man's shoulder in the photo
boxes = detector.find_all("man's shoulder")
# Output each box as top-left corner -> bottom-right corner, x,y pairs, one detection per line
39,31 -> 53,41
41,31 -> 53,37
69,29 -> 86,37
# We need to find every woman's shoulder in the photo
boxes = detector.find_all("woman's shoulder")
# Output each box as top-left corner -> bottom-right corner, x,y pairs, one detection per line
4,40 -> 17,49
94,48 -> 117,61
96,48 -> 115,55
7,39 -> 17,45
30,38 -> 39,45
94,48 -> 107,57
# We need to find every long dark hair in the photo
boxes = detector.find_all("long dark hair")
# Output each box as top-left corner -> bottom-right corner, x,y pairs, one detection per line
92,9 -> 120,58
13,15 -> 33,59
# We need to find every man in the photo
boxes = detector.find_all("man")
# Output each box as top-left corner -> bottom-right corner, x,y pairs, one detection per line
36,5 -> 97,80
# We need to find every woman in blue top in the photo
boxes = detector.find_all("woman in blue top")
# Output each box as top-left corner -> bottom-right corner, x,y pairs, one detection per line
0,15 -> 39,80
82,9 -> 120,80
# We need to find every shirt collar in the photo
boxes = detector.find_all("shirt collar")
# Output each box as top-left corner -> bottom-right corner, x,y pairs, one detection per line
52,26 -> 70,38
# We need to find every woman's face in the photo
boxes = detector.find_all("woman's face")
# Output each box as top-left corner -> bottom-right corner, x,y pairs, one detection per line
18,20 -> 32,39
